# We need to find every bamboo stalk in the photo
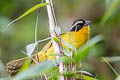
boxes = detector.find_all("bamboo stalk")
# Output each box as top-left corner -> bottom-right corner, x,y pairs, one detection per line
45,0 -> 64,80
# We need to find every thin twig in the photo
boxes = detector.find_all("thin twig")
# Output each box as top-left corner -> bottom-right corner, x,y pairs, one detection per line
34,0 -> 45,80
35,0 -> 45,63
37,37 -> 51,43
35,11 -> 39,63
20,50 -> 38,64
102,57 -> 119,76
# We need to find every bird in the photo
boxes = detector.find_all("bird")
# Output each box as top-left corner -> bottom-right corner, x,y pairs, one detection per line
6,19 -> 91,76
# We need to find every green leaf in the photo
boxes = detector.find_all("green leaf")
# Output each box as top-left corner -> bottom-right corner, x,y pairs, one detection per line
75,74 -> 98,80
77,71 -> 93,77
25,37 -> 51,57
115,75 -> 120,80
101,56 -> 120,62
63,47 -> 72,57
18,59 -> 31,73
63,72 -> 97,80
59,56 -> 71,64
102,57 -> 119,76
7,3 -> 49,27
63,72 -> 75,77
83,75 -> 98,80
61,39 -> 75,49
13,60 -> 57,80
26,43 -> 37,57
49,74 -> 58,80
44,67 -> 58,74
53,37 -> 59,43
101,0 -> 120,24
75,35 -> 103,61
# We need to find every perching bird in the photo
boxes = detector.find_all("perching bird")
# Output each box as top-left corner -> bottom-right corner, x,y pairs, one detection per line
6,19 -> 91,76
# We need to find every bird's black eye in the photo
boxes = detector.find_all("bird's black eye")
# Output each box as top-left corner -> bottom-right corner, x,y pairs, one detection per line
75,23 -> 83,31
77,23 -> 83,28
70,19 -> 85,31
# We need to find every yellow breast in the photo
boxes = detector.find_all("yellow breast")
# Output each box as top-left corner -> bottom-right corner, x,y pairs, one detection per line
61,25 -> 90,48
35,26 -> 90,62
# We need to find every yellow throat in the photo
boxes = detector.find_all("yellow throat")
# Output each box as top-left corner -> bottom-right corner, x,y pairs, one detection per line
36,19 -> 90,61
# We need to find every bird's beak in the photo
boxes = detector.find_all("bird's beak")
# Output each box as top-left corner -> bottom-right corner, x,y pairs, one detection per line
84,21 -> 91,26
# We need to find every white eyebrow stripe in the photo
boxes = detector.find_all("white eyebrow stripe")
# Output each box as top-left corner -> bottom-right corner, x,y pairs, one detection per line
70,21 -> 83,30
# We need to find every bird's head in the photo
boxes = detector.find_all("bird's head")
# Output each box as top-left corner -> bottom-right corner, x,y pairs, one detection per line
70,19 -> 91,31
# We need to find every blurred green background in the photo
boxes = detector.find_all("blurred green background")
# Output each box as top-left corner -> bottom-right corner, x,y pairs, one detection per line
0,0 -> 120,80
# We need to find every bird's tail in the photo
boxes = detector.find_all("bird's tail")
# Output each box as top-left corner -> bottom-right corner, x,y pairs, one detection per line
6,52 -> 49,76
6,57 -> 30,76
